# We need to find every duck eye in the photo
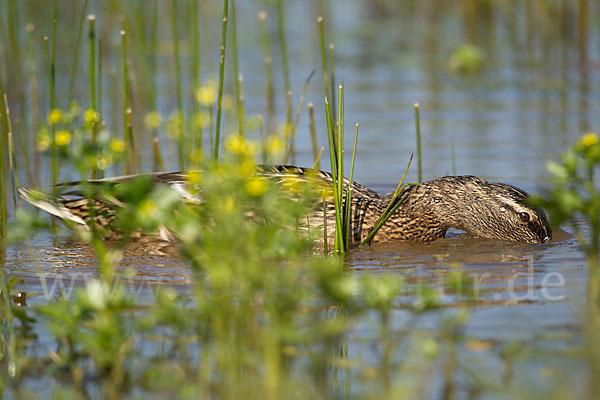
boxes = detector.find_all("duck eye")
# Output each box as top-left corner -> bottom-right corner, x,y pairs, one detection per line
519,212 -> 530,223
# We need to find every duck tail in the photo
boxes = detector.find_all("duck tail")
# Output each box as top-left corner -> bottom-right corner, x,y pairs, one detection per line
18,188 -> 87,227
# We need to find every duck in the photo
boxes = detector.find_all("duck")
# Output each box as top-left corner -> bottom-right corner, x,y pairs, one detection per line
18,165 -> 552,245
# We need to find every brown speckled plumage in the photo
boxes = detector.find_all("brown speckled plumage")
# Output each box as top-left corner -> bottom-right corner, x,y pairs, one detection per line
18,165 -> 552,245
258,165 -> 551,245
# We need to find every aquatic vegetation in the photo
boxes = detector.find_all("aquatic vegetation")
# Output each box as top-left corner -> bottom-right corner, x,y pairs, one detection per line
448,44 -> 485,75
0,0 -> 598,398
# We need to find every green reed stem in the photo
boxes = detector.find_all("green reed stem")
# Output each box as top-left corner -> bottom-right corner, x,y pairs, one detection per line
282,91 -> 292,164
3,95 -> 19,209
88,15 -> 96,110
312,147 -> 325,170
88,14 -> 97,179
98,39 -> 102,117
171,0 -> 185,169
414,103 -> 422,183
25,26 -> 40,187
308,103 -> 320,169
150,0 -> 159,116
328,44 -> 336,124
277,0 -> 290,95
67,0 -> 88,104
318,17 -> 332,133
126,108 -> 136,173
360,154 -> 413,246
0,93 -> 6,238
231,0 -> 244,136
50,6 -> 58,190
322,197 -> 329,253
344,123 -> 359,249
214,0 -> 230,162
192,0 -> 202,152
286,70 -> 315,163
258,11 -> 275,135
325,97 -> 343,253
152,137 -> 165,172
337,86 -> 344,234
121,30 -> 131,175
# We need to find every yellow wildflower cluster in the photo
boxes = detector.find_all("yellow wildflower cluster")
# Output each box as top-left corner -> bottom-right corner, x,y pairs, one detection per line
576,132 -> 600,160
47,109 -> 62,125
37,129 -> 50,151
110,138 -> 125,153
195,80 -> 218,106
84,109 -> 100,125
245,177 -> 268,197
265,135 -> 283,157
55,130 -> 71,146
144,111 -> 162,130
225,134 -> 249,156
580,132 -> 599,148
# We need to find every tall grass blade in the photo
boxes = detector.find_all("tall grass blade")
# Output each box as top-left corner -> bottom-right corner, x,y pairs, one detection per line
88,14 -> 98,179
308,103 -> 320,168
277,0 -> 290,95
49,6 -> 58,190
152,137 -> 165,172
414,103 -> 422,183
282,90 -> 292,164
344,123 -> 359,250
67,0 -> 89,104
3,95 -> 20,209
214,0 -> 230,162
325,97 -> 343,253
171,0 -> 185,170
286,70 -> 315,163
312,147 -> 325,170
121,30 -> 132,175
360,154 -> 413,246
231,0 -> 244,137
192,0 -> 202,152
258,11 -> 275,135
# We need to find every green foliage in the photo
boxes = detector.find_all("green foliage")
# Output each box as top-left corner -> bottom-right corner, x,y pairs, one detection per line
448,44 -> 485,75
533,132 -> 600,257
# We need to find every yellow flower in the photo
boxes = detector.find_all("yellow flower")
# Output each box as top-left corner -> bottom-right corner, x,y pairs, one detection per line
187,170 -> 202,185
47,109 -> 62,125
84,109 -> 100,124
144,111 -> 162,130
37,131 -> 50,152
97,154 -> 113,170
138,199 -> 157,220
245,177 -> 268,197
225,134 -> 248,155
580,132 -> 599,148
110,138 -> 125,153
195,84 -> 217,106
240,159 -> 256,176
266,136 -> 283,156
55,130 -> 71,146
223,197 -> 235,213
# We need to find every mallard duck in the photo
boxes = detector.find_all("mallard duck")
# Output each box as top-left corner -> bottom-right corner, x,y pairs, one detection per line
18,165 -> 552,245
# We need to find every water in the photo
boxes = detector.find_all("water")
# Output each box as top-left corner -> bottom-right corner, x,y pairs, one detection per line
2,0 -> 599,396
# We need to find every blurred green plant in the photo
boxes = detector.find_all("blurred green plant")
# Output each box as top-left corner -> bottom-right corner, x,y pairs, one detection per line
448,44 -> 485,75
